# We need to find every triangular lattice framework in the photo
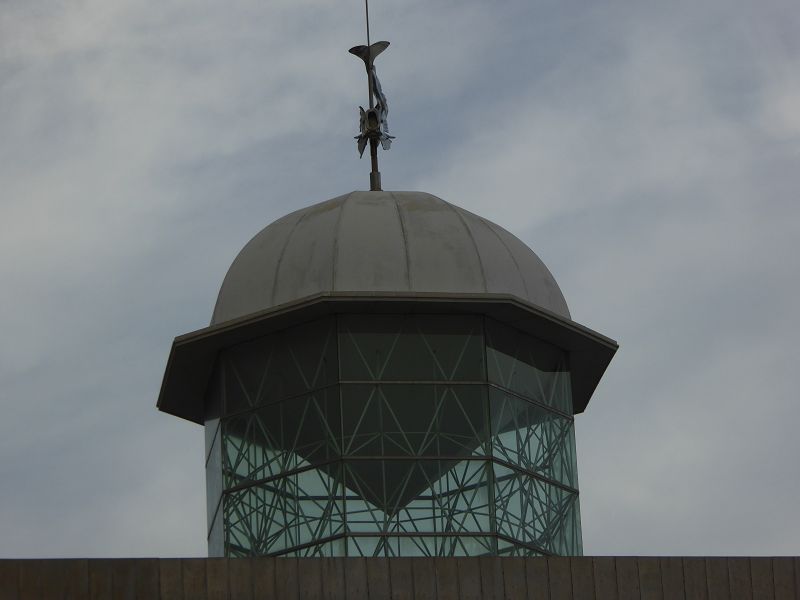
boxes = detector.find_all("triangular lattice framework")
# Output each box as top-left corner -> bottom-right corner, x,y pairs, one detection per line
207,314 -> 583,557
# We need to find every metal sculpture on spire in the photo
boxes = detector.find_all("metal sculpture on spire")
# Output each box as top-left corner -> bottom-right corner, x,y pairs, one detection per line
350,0 -> 393,191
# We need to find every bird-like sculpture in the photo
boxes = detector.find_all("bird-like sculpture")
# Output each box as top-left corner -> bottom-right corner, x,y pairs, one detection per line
350,41 -> 395,157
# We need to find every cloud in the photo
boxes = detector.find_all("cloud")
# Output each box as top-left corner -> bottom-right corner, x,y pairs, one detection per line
416,0 -> 800,554
1,0 -> 798,557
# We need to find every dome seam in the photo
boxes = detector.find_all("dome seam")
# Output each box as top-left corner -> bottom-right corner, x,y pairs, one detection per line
389,191 -> 413,290
331,192 -> 355,292
441,200 -> 489,293
481,218 -> 531,300
269,208 -> 314,307
214,192 -> 570,322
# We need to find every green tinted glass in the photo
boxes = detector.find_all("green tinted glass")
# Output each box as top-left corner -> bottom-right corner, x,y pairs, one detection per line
222,317 -> 337,415
340,383 -> 489,459
224,464 -> 344,557
489,388 -> 577,488
222,388 -> 340,488
339,315 -> 485,381
485,318 -> 572,413
213,314 -> 582,557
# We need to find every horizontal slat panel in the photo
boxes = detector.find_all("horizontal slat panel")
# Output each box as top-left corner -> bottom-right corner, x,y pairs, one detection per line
0,557 -> 796,599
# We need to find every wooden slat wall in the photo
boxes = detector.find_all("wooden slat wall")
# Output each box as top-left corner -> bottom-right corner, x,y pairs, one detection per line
0,557 -> 797,599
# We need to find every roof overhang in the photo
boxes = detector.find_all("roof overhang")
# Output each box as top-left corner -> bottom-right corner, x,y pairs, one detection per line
157,292 -> 618,424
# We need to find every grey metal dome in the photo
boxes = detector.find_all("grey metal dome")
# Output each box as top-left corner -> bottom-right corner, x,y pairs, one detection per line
212,191 -> 570,324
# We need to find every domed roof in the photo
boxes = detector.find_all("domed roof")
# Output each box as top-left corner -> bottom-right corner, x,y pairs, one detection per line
212,191 -> 569,324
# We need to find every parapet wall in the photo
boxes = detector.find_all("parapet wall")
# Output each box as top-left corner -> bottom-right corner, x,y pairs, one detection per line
0,556 -> 797,599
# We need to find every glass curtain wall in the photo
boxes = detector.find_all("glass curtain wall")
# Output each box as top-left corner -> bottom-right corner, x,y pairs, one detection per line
205,314 -> 581,558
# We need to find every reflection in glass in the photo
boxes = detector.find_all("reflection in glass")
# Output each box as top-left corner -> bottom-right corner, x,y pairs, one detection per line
339,315 -> 485,382
489,388 -> 578,488
208,314 -> 582,557
486,318 -> 572,413
221,317 -> 338,415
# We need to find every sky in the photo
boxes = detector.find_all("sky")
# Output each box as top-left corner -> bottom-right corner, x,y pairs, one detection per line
1,0 -> 798,558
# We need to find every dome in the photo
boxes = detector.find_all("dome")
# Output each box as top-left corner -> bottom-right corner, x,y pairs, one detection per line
212,191 -> 570,325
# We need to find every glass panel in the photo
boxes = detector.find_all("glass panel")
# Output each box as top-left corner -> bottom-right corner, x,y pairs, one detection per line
342,460 -> 492,536
347,535 -> 383,557
437,535 -> 495,557
284,537 -> 346,557
339,384 -> 382,458
389,498 -> 442,535
339,315 -> 485,382
208,506 -> 224,557
383,535 -> 437,557
212,314 -> 584,558
340,383 -> 489,460
489,388 -> 578,488
344,535 -> 494,557
485,319 -> 572,412
205,362 -> 223,554
205,369 -> 223,534
497,537 -> 545,556
282,317 -> 338,396
224,464 -> 344,556
205,419 -> 221,467
342,460 -> 442,527
205,364 -> 222,464
222,333 -> 281,415
430,460 -> 492,535
222,317 -> 337,415
222,388 -> 340,488
492,463 -> 581,555
206,424 -> 223,533
565,496 -> 583,556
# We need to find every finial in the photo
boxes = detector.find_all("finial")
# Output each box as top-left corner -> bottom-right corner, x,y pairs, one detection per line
350,0 -> 394,191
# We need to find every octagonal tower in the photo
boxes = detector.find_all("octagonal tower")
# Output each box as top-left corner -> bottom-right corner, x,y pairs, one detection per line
158,191 -> 616,558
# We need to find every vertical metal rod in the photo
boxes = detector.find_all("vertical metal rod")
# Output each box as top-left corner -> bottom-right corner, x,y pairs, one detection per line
365,0 -> 371,48
365,0 -> 380,190
365,0 -> 375,111
369,139 -> 381,191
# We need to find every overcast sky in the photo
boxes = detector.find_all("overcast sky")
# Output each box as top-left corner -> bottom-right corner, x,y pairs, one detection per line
1,0 -> 799,558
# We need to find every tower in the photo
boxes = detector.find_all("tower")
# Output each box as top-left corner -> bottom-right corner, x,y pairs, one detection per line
158,191 -> 616,558
157,15 -> 616,558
